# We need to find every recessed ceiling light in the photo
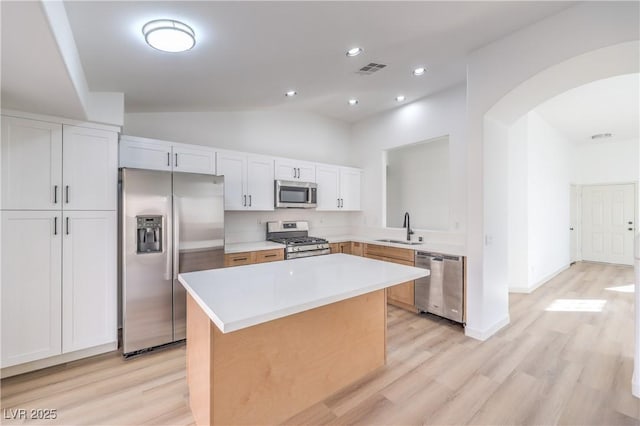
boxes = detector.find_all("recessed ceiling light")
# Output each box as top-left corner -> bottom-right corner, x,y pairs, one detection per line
142,19 -> 195,53
285,90 -> 297,97
412,67 -> 426,76
591,133 -> 613,140
346,47 -> 363,57
348,99 -> 359,106
395,95 -> 406,102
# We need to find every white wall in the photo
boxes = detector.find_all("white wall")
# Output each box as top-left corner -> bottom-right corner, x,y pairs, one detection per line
466,1 -> 639,339
124,110 -> 355,243
124,110 -> 352,165
350,84 -> 467,244
573,138 -> 639,184
526,112 -> 572,287
507,116 -> 529,291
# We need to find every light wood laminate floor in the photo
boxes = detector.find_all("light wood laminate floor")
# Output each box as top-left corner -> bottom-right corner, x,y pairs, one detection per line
1,261 -> 638,425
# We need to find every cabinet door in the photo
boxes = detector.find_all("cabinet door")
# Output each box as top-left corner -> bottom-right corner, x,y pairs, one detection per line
246,155 -> 274,211
274,159 -> 298,181
315,165 -> 340,210
216,151 -> 247,210
1,116 -> 62,210
387,281 -> 415,306
351,241 -> 363,256
119,136 -> 172,171
63,126 -> 118,210
172,144 -> 216,175
62,211 -> 117,353
1,211 -> 62,367
339,168 -> 361,211
296,162 -> 316,182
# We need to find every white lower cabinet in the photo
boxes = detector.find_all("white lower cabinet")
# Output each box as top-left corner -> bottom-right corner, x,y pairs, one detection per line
62,211 -> 117,353
315,165 -> 361,211
1,211 -> 62,368
216,151 -> 274,211
0,210 -> 116,368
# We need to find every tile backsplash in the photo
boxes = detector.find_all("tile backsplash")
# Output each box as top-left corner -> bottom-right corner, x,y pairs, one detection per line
224,210 -> 359,243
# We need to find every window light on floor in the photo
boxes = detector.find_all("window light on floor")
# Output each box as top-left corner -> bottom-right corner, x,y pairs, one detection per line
545,299 -> 607,312
604,284 -> 635,293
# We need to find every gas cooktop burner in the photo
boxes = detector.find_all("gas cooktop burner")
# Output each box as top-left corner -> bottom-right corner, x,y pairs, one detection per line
265,221 -> 331,259
272,236 -> 328,246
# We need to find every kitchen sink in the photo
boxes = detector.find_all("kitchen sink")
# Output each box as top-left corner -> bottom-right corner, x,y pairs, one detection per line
375,239 -> 423,246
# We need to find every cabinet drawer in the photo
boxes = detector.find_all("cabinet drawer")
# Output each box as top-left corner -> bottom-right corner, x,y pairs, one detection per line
255,249 -> 284,263
364,243 -> 414,263
224,252 -> 255,267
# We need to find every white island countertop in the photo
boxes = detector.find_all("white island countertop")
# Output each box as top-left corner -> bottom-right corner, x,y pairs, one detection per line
179,253 -> 429,333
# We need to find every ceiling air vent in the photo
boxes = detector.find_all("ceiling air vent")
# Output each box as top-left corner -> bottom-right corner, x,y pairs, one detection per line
356,63 -> 387,75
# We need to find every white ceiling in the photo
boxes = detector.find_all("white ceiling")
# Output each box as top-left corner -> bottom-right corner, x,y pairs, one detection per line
1,1 -> 86,118
535,73 -> 640,144
59,1 -> 575,122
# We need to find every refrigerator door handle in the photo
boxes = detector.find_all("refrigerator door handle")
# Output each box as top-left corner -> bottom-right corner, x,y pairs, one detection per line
173,200 -> 180,280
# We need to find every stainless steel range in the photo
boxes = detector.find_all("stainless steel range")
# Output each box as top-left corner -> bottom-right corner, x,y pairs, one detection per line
266,221 -> 330,259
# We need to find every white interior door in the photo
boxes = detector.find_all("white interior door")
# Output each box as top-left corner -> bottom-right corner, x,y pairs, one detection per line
569,184 -> 578,263
581,184 -> 635,265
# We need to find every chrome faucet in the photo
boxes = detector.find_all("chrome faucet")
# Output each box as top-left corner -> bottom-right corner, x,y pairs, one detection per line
403,212 -> 414,241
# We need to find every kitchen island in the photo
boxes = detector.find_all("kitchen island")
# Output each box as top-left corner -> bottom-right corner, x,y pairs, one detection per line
178,253 -> 429,425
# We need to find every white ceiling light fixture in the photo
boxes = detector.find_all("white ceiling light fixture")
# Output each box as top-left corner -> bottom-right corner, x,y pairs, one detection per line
143,19 -> 196,53
395,95 -> 406,102
412,67 -> 426,76
346,47 -> 363,57
285,90 -> 297,97
348,99 -> 359,106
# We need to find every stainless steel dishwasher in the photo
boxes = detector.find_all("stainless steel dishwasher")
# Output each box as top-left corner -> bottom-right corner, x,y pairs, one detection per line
415,251 -> 464,324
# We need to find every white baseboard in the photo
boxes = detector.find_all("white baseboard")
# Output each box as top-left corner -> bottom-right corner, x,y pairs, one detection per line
1,342 -> 117,378
465,315 -> 510,341
509,264 -> 570,294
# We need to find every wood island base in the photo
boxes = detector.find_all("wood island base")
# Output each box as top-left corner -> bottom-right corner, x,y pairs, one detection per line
186,290 -> 387,425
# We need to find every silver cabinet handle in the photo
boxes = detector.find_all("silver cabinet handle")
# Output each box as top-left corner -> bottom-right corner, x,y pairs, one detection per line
66,217 -> 70,235
337,198 -> 340,208
54,185 -> 58,204
297,168 -> 301,178
340,198 -> 344,208
249,195 -> 252,207
175,153 -> 178,168
54,217 -> 58,235
292,168 -> 296,178
65,185 -> 69,204
167,152 -> 170,166
243,195 -> 247,206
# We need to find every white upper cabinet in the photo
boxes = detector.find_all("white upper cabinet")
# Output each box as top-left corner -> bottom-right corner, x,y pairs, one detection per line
275,159 -> 316,182
62,211 -> 117,353
1,211 -> 62,368
316,165 -> 340,210
339,167 -> 361,211
315,165 -> 361,211
119,135 -> 172,172
246,155 -> 275,210
119,135 -> 216,175
63,125 -> 118,211
1,117 -> 118,211
172,143 -> 216,175
1,116 -> 62,210
216,151 -> 274,211
216,151 -> 246,210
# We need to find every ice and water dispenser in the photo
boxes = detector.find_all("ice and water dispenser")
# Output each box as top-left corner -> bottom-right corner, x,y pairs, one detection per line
136,216 -> 163,254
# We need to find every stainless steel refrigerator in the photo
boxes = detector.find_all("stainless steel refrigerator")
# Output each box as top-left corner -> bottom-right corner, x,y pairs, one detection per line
120,168 -> 224,356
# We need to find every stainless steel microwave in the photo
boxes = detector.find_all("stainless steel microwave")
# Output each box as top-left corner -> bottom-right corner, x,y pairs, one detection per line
275,180 -> 317,208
